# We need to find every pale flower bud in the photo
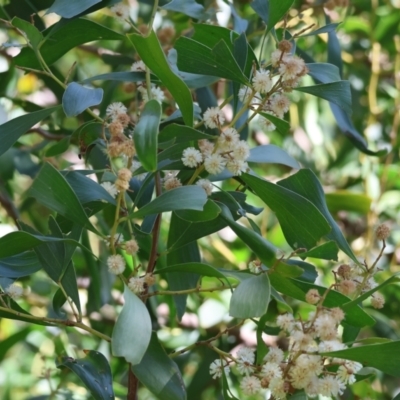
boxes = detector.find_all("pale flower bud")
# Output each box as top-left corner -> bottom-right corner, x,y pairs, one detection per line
305,289 -> 320,305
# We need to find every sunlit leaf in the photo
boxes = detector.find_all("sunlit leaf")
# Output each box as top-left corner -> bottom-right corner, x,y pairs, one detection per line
267,0 -> 294,33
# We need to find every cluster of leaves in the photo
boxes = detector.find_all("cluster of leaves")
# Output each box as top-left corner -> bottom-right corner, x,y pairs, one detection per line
0,0 -> 399,399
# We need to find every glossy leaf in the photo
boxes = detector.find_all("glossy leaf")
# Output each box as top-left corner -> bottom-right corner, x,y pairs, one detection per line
0,252 -> 41,278
296,241 -> 339,261
267,0 -> 294,33
131,332 -> 186,400
306,63 -> 341,84
112,285 -> 152,365
56,350 -> 115,400
250,0 -> 268,24
47,0 -> 101,18
159,123 -> 214,144
14,18 -> 123,69
127,30 -> 193,127
62,82 -> 103,117
247,144 -> 300,169
295,81 -> 352,115
277,169 -> 358,263
134,99 -> 161,172
131,186 -> 207,219
175,200 -> 220,222
29,163 -> 99,233
162,0 -> 208,19
0,106 -> 61,157
258,112 -> 291,135
12,17 -> 43,48
229,273 -> 270,318
241,173 -> 331,250
322,341 -> 400,377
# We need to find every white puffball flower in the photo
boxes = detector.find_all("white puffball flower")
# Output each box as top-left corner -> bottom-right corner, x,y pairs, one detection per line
314,313 -> 337,340
264,347 -> 284,364
5,283 -> 23,300
276,313 -> 295,332
259,115 -> 276,132
128,277 -> 145,294
101,182 -> 118,198
182,147 -> 203,168
204,153 -> 226,175
237,347 -> 255,363
279,55 -> 306,81
252,68 -> 272,93
226,159 -> 248,176
131,60 -> 146,72
240,376 -> 261,395
318,375 -> 345,397
196,179 -> 213,196
238,85 -> 254,103
209,359 -> 230,379
164,177 -> 182,191
232,140 -> 250,161
261,362 -> 282,381
217,127 -> 240,151
139,85 -> 165,103
270,93 -> 291,118
106,102 -> 127,121
107,254 -> 126,275
203,107 -> 225,129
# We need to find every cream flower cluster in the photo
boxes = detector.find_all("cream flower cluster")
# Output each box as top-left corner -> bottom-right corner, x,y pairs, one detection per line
209,302 -> 364,399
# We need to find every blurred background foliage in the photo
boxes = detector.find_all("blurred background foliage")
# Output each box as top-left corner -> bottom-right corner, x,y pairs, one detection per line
0,0 -> 399,399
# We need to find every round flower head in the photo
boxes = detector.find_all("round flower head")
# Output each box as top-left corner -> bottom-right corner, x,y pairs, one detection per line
279,55 -> 306,81
226,159 -> 248,176
276,313 -> 295,332
196,179 -> 213,196
5,283 -> 23,300
264,347 -> 284,364
237,347 -> 255,363
101,182 -> 118,198
269,93 -> 291,118
125,239 -> 139,255
118,168 -> 132,182
106,102 -> 127,121
376,224 -> 390,240
314,313 -> 337,340
203,107 -> 225,129
318,375 -> 345,397
218,127 -> 240,150
371,292 -> 385,309
252,68 -> 272,93
240,376 -> 261,395
204,154 -> 226,175
128,277 -> 145,294
238,85 -> 253,103
337,263 -> 352,279
259,114 -> 276,132
338,279 -> 356,296
232,140 -> 250,161
131,60 -> 146,72
107,254 -> 126,275
209,359 -> 229,379
182,147 -> 203,168
198,139 -> 214,157
261,362 -> 282,381
164,176 -> 182,191
305,289 -> 320,305
139,85 -> 165,103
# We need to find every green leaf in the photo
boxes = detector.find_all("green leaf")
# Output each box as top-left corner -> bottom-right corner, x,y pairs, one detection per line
12,17 -> 43,48
131,332 -> 186,400
175,200 -> 221,222
267,0 -> 294,33
82,71 -> 146,84
47,0 -> 101,18
295,81 -> 352,115
52,287 -> 67,318
134,99 -> 161,172
29,163 -> 99,233
306,63 -> 341,84
112,285 -> 152,365
229,273 -> 270,318
127,30 -> 193,127
62,82 -> 103,117
299,23 -> 340,37
297,241 -> 339,261
325,191 -> 372,214
158,123 -> 214,144
131,186 -> 207,219
251,0 -> 268,24
14,18 -> 123,69
0,327 -> 32,362
162,0 -> 208,19
277,169 -> 358,263
256,314 -> 271,363
322,341 -> 400,377
0,252 -> 41,278
56,350 -> 115,400
174,37 -> 248,84
0,106 -> 61,157
45,136 -> 70,157
258,112 -> 291,135
218,203 -> 276,266
247,144 -> 300,169
241,173 -> 331,250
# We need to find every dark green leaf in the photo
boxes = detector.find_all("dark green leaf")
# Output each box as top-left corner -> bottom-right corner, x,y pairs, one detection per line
267,0 -> 294,33
229,273 -> 270,318
130,186 -> 207,219
134,99 -> 161,172
162,0 -> 208,19
258,112 -> 290,135
52,287 -> 67,318
286,260 -> 317,283
242,173 -> 331,250
306,63 -> 341,84
29,163 -> 98,233
56,350 -> 115,400
45,136 -> 70,157
325,191 -> 372,214
127,30 -> 193,127
299,23 -> 340,37
131,332 -> 186,400
295,81 -> 352,115
297,241 -> 339,261
0,252 -> 41,278
247,144 -> 300,168
82,71 -> 146,83
175,200 -> 220,222
0,106 -> 61,157
256,314 -> 270,363
12,17 -> 43,48
277,169 -> 358,263
250,0 -> 268,24
158,123 -> 214,144
47,0 -> 101,18
112,285 -> 151,364
322,341 -> 400,377
62,82 -> 103,117
14,18 -> 123,69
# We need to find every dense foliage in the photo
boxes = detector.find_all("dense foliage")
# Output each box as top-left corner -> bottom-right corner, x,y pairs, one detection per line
0,0 -> 399,399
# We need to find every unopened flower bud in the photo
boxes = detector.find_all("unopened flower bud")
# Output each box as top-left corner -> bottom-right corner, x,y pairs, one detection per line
338,279 -> 356,296
278,40 -> 292,53
118,168 -> 132,182
376,224 -> 390,241
371,292 -> 385,309
337,264 -> 352,280
305,289 -> 320,305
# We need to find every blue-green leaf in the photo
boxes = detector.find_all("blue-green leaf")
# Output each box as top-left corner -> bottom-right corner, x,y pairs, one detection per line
248,144 -> 300,169
306,63 -> 341,84
0,252 -> 41,278
162,0 -> 208,19
47,0 -> 101,18
62,82 -> 103,117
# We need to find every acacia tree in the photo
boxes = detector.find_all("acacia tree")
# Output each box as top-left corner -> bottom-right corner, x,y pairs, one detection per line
0,0 -> 399,399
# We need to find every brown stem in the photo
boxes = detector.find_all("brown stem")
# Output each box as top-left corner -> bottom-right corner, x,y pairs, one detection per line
0,185 -> 19,224
127,364 -> 138,400
27,128 -> 67,141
